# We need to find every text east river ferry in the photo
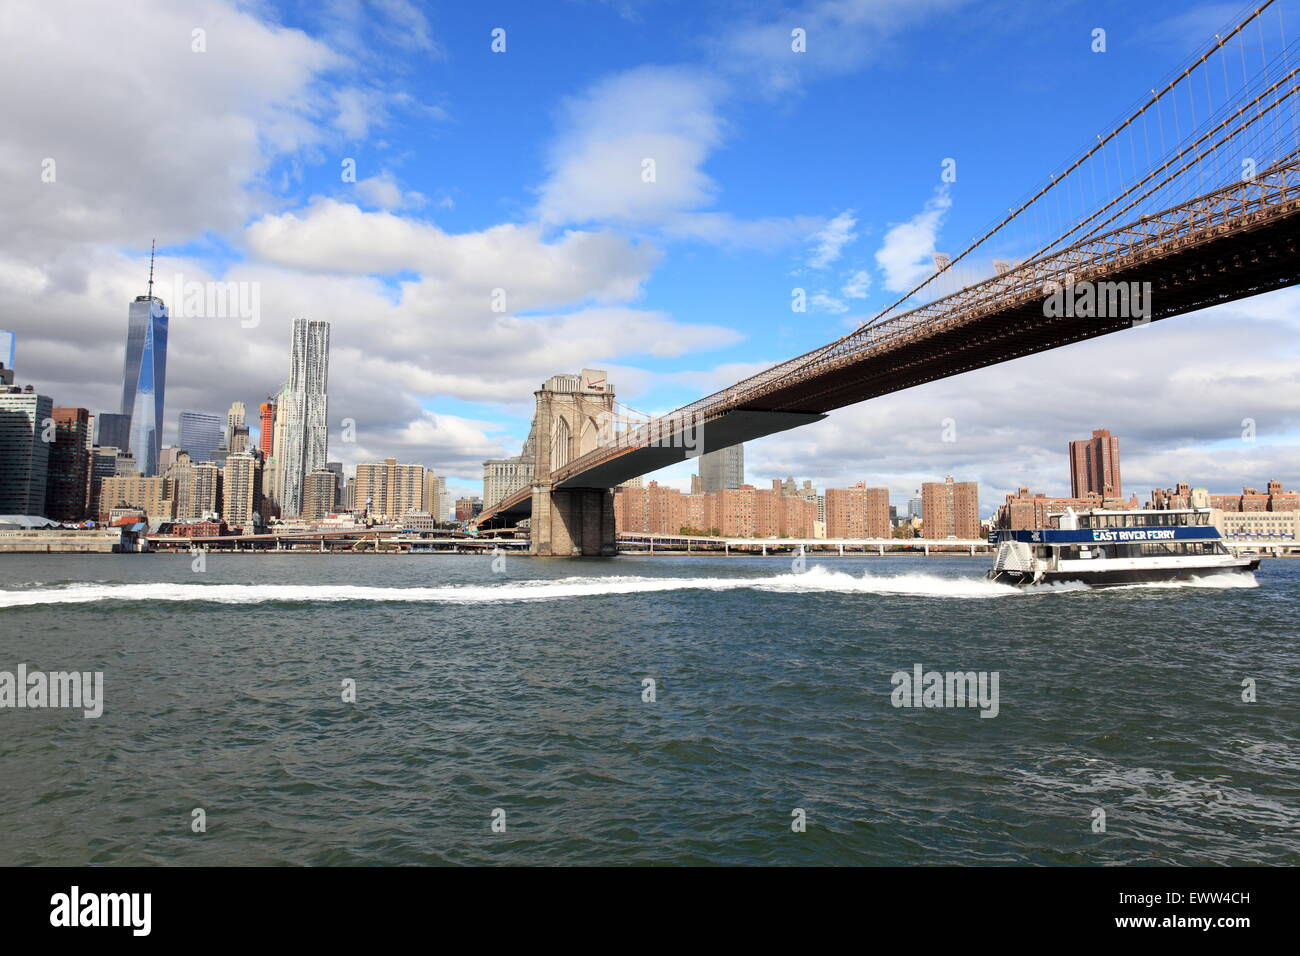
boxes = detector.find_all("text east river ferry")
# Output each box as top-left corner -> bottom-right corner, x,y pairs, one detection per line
987,508 -> 1259,588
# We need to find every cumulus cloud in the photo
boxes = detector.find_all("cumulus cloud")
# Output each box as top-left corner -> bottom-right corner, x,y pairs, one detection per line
0,0 -> 344,261
874,186 -> 952,293
245,199 -> 661,310
534,65 -> 822,247
536,66 -> 724,225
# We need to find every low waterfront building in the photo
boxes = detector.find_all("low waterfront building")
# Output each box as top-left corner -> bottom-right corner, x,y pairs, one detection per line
164,519 -> 228,538
1212,508 -> 1299,550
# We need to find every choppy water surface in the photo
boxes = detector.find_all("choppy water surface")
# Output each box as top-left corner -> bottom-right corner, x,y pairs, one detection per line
0,552 -> 1295,865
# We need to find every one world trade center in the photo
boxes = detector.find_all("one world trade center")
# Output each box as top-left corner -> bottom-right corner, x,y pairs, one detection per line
120,244 -> 169,476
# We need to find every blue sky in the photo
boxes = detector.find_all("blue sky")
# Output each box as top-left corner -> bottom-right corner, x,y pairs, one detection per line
5,0 -> 1298,513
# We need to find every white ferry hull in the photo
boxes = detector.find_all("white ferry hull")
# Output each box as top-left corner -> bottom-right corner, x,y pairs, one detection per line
988,558 -> 1259,588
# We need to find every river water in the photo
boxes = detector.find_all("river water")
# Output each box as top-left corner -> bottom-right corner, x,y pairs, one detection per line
0,552 -> 1295,865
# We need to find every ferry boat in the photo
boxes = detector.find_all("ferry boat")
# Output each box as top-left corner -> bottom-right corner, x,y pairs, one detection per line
987,508 -> 1259,588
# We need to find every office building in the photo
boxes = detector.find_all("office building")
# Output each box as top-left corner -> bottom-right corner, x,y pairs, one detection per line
119,271 -> 169,475
455,497 -> 483,523
1069,428 -> 1122,498
0,384 -> 54,515
95,412 -> 131,451
157,445 -> 181,474
699,444 -> 744,494
483,456 -> 533,509
178,411 -> 224,464
274,319 -> 331,516
226,401 -> 246,449
921,476 -> 980,538
44,408 -> 91,522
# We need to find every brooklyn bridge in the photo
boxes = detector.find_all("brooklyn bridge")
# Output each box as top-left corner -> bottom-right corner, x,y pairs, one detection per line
476,2 -> 1300,555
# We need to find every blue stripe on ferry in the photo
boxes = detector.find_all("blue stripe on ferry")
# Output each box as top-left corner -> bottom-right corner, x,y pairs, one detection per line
993,527 -> 1221,544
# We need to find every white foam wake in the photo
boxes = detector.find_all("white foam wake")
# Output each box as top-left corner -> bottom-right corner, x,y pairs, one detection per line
0,565 -> 1042,608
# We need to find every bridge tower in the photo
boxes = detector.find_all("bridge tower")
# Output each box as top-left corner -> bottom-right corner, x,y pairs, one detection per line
528,370 -> 617,556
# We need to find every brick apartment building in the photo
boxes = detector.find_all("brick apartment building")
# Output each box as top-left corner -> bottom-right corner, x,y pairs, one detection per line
921,476 -> 980,538
824,482 -> 890,538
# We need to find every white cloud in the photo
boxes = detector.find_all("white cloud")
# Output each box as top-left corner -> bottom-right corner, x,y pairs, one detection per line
710,0 -> 968,96
841,269 -> 871,299
354,171 -> 425,211
0,0 -> 344,261
537,66 -> 725,226
810,293 -> 848,313
807,210 -> 858,269
245,199 -> 661,311
874,186 -> 952,293
534,65 -> 822,248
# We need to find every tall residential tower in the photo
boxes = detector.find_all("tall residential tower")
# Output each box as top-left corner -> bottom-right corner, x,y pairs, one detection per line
1069,428 -> 1122,498
274,318 -> 331,516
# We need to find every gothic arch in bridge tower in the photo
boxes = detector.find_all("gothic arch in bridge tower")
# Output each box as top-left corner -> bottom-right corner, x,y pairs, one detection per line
551,415 -> 572,472
578,415 -> 602,458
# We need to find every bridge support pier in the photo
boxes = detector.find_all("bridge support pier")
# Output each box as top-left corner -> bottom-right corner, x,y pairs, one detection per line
529,486 -> 616,557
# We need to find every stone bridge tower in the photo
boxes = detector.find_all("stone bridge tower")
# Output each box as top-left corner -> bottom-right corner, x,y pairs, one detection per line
528,369 -> 617,556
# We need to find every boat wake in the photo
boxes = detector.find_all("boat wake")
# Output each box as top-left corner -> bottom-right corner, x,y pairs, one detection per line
0,565 -> 1060,607
0,565 -> 1255,609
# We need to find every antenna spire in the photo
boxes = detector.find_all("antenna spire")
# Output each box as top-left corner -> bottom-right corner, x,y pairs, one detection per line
147,238 -> 156,299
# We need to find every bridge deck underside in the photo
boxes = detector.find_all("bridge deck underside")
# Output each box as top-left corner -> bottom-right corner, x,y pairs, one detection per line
749,215 -> 1300,413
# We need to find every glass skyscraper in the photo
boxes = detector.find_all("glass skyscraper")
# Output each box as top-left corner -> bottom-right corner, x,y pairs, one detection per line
177,411 -> 225,465
274,318 -> 330,516
699,443 -> 744,494
120,294 -> 169,476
